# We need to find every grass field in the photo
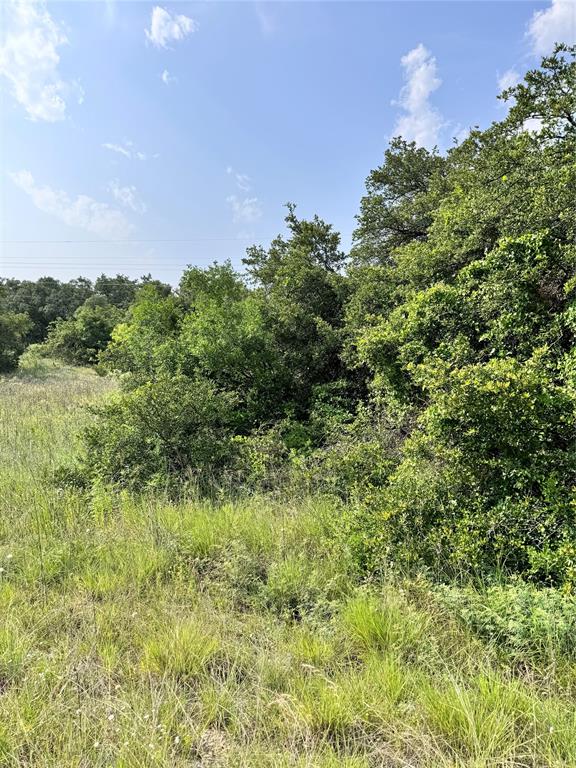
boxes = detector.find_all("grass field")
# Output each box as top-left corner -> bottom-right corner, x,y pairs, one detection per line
1,365 -> 575,767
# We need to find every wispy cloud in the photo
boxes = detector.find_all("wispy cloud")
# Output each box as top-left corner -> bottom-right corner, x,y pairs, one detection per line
102,140 -> 149,161
528,0 -> 576,56
104,0 -> 117,26
145,6 -> 197,49
0,0 -> 83,122
108,180 -> 147,215
227,195 -> 262,224
392,43 -> 444,149
254,3 -> 276,37
161,69 -> 176,85
102,142 -> 131,159
497,68 -> 521,92
226,166 -> 252,192
452,124 -> 470,145
10,170 -> 132,239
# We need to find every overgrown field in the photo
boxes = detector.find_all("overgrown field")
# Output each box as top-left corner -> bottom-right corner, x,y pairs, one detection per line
1,366 -> 576,767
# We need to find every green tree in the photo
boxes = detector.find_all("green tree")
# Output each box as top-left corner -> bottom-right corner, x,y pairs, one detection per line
0,286 -> 32,372
347,47 -> 576,585
45,295 -> 122,366
1,276 -> 93,344
352,137 -> 447,268
244,205 -> 351,417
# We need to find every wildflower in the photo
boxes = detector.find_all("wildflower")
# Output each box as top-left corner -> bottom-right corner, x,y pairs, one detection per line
108,714 -> 114,721
174,735 -> 180,745
94,741 -> 100,748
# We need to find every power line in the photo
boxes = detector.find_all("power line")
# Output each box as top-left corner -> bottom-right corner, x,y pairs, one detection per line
1,263 -> 196,267
1,238 -> 261,244
1,233 -> 357,245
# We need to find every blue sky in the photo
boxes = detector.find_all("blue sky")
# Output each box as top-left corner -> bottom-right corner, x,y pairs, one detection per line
1,0 -> 575,284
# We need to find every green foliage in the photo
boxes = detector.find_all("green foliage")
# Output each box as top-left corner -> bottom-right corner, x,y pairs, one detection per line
243,204 -> 350,415
3,366 -> 576,766
500,44 -> 576,142
0,273 -> 172,350
436,581 -> 576,663
44,295 -> 123,366
81,374 -> 238,489
351,137 -> 447,265
85,209 -> 354,489
0,276 -> 93,344
347,48 -> 576,585
100,284 -> 183,380
0,287 -> 31,372
23,46 -> 576,588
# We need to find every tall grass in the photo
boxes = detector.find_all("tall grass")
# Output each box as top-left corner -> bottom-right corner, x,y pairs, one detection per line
0,364 -> 575,766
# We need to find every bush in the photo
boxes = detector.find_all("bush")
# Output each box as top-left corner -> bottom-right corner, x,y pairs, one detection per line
45,295 -> 122,366
348,356 -> 576,586
80,374 -> 238,490
0,307 -> 31,373
435,581 -> 576,663
17,344 -> 53,377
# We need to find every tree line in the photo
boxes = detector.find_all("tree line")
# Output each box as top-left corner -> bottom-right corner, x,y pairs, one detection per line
0,274 -> 170,368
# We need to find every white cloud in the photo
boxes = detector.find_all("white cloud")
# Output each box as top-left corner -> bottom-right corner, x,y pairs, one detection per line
523,117 -> 545,133
10,170 -> 132,238
497,68 -> 521,92
102,140 -> 148,160
0,0 -> 83,122
528,0 -> 576,56
452,124 -> 470,145
161,68 -> 176,85
227,195 -> 262,224
392,44 -> 444,148
108,180 -> 146,215
102,142 -> 131,159
226,166 -> 252,192
145,6 -> 197,48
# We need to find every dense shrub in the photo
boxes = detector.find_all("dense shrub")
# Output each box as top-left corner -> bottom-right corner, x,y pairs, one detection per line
80,374 -> 238,489
82,212 -> 354,489
45,295 -> 123,366
435,581 -> 576,663
345,47 -> 576,585
0,308 -> 31,373
52,45 -> 576,586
